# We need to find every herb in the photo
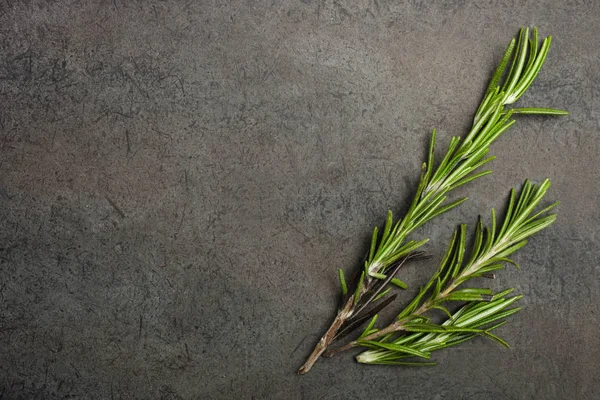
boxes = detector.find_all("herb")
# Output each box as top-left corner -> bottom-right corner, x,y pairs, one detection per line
356,288 -> 521,366
298,27 -> 567,374
323,179 -> 557,364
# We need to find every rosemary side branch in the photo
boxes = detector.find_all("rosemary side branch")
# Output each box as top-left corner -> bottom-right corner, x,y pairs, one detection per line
298,27 -> 567,374
323,179 -> 557,362
356,288 -> 522,366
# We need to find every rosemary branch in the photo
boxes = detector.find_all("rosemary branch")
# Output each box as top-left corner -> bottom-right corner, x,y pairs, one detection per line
323,179 -> 557,363
356,288 -> 522,366
298,27 -> 567,374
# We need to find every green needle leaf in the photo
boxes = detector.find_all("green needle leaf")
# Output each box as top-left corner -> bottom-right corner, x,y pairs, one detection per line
486,38 -> 516,96
359,315 -> 379,339
482,331 -> 511,348
354,271 -> 365,306
362,360 -> 437,366
368,227 -> 379,263
508,107 -> 569,115
391,278 -> 408,289
358,341 -> 431,359
380,211 -> 394,246
338,269 -> 348,296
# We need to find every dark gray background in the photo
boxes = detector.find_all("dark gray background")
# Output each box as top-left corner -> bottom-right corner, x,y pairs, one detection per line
1,1 -> 598,399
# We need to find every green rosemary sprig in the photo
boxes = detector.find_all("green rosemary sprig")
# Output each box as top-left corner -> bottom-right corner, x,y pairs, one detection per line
323,179 -> 557,363
298,27 -> 567,375
356,288 -> 522,366
365,27 -> 563,281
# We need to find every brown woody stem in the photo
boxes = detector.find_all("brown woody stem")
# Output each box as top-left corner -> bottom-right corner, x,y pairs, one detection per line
297,297 -> 354,374
323,300 -> 433,358
298,254 -> 421,373
323,320 -> 403,357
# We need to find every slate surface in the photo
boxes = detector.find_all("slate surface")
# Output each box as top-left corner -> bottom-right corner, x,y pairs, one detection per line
1,1 -> 599,399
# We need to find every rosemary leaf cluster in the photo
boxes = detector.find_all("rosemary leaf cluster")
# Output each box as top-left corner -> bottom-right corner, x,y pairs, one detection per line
357,289 -> 521,366
298,27 -> 566,375
362,27 -> 564,288
325,180 -> 556,364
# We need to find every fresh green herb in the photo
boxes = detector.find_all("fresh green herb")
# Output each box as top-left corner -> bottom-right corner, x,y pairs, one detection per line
298,27 -> 567,374
356,289 -> 521,366
322,180 -> 557,364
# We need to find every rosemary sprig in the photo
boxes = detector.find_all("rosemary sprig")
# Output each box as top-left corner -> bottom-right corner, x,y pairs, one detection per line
324,179 -> 557,362
356,289 -> 522,366
298,27 -> 567,374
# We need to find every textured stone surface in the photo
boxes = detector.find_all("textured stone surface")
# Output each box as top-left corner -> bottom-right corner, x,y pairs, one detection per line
1,1 -> 599,399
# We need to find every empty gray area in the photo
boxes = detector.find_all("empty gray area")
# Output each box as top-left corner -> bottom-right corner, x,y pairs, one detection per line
1,1 -> 599,399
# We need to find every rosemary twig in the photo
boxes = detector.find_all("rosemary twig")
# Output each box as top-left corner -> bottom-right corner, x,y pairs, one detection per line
298,26 -> 567,374
324,179 -> 557,362
356,288 -> 522,366
297,251 -> 426,374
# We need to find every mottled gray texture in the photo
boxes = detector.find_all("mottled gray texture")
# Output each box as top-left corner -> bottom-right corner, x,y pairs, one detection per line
0,1 -> 599,399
